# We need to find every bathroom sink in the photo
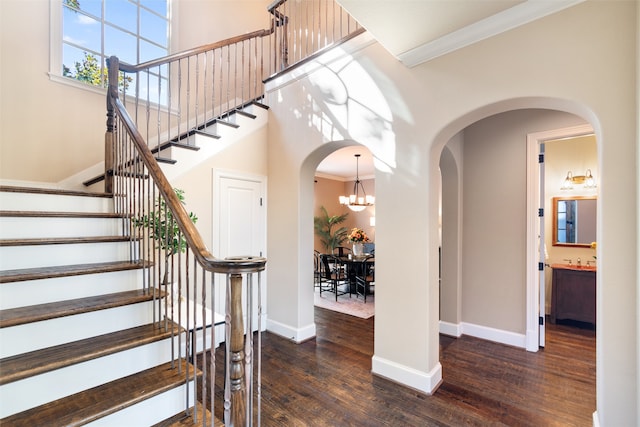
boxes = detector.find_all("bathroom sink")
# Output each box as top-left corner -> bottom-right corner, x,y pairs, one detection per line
551,263 -> 596,272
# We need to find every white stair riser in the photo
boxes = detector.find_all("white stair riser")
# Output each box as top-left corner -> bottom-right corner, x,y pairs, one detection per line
86,383 -> 195,427
0,241 -> 136,270
0,301 -> 159,358
0,192 -> 112,213
0,269 -> 146,310
0,338 -> 181,418
189,324 -> 224,353
0,216 -> 124,239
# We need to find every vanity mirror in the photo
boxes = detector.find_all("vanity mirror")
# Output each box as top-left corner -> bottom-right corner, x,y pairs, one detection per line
552,196 -> 597,247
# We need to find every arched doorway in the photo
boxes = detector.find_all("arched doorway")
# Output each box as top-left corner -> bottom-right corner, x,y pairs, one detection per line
436,108 -> 598,353
311,144 -> 376,318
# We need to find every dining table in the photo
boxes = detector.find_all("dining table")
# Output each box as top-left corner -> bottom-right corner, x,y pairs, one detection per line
333,254 -> 375,295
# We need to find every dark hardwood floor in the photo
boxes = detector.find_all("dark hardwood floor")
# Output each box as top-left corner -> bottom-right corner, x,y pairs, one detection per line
203,309 -> 595,426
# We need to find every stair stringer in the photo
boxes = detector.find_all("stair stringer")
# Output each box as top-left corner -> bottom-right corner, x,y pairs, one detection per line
158,103 -> 268,182
61,102 -> 268,192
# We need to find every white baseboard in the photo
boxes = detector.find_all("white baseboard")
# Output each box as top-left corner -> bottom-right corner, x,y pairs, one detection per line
266,318 -> 316,343
439,320 -> 462,337
371,356 -> 442,395
525,327 -> 540,352
592,411 -> 599,427
439,320 -> 526,349
461,322 -> 526,348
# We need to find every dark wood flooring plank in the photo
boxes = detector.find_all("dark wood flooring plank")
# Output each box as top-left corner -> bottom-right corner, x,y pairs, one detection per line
152,401 -> 221,427
200,307 -> 595,426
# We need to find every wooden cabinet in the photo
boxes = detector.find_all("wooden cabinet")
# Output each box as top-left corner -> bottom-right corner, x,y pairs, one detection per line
550,265 -> 596,325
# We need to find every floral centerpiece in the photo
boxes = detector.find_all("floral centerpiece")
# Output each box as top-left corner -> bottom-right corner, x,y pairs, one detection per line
348,228 -> 370,256
348,228 -> 370,243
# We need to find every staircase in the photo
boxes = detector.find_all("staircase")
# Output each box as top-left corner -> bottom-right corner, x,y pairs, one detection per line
0,2 -> 362,423
0,186 -> 207,425
81,102 -> 269,191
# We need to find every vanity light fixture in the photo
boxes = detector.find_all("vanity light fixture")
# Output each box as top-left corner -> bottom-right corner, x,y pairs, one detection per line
561,169 -> 597,190
339,154 -> 374,212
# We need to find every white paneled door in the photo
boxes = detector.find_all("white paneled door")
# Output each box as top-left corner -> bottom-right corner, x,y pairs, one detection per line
214,170 -> 266,331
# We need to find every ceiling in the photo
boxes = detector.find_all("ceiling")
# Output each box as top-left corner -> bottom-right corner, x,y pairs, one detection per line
315,0 -> 584,179
317,147 -> 375,181
338,0 -> 584,67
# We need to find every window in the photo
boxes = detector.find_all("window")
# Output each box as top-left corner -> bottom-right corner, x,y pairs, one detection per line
55,0 -> 169,93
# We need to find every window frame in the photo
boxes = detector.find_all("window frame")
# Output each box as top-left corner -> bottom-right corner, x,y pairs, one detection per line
49,0 -> 172,95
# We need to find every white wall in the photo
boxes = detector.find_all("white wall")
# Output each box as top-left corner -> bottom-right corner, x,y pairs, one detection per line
0,0 -> 637,424
0,0 -> 106,184
173,125 -> 268,259
461,109 -> 586,334
265,1 -> 638,424
0,0 -> 271,186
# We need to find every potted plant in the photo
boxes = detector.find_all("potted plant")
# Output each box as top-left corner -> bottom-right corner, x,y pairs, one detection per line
134,188 -> 198,288
313,206 -> 348,253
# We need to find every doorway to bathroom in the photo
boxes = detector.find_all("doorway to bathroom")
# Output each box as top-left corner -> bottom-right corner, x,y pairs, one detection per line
526,123 -> 597,349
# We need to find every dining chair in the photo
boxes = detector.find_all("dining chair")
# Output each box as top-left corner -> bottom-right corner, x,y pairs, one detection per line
314,250 -> 322,289
319,254 -> 349,301
355,255 -> 375,303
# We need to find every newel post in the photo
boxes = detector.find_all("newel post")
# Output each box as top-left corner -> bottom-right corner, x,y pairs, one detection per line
104,56 -> 119,195
227,273 -> 247,426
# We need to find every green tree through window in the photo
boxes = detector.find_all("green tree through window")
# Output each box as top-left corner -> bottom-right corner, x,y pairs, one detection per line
63,51 -> 132,90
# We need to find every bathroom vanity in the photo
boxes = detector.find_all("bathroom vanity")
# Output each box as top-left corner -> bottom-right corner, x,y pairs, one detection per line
550,263 -> 596,325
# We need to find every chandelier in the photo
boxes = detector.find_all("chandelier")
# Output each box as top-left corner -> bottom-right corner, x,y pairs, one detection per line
339,154 -> 374,212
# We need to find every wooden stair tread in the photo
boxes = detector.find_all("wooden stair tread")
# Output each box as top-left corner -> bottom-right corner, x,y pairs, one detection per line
0,322 -> 182,385
161,140 -> 201,151
252,100 -> 269,111
0,235 -> 136,247
193,129 -> 222,139
0,186 -> 112,198
0,260 -> 149,283
234,108 -> 257,119
157,156 -> 178,164
153,401 -> 221,427
0,289 -> 164,328
0,360 -> 200,426
0,210 -> 124,219
82,100 -> 269,187
211,118 -> 239,128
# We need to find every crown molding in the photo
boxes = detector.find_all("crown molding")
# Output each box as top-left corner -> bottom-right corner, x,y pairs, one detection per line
398,0 -> 585,68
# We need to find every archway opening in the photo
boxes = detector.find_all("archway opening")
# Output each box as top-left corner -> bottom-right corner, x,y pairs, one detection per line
436,107 -> 597,354
311,145 -> 376,319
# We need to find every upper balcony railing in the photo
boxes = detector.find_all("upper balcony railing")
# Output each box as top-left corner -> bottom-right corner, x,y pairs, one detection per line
102,0 -> 363,167
104,1 -> 363,425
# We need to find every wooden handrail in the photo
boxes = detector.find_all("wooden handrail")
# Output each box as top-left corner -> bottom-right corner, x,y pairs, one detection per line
108,80 -> 266,275
103,2 -> 364,424
117,28 -> 274,74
